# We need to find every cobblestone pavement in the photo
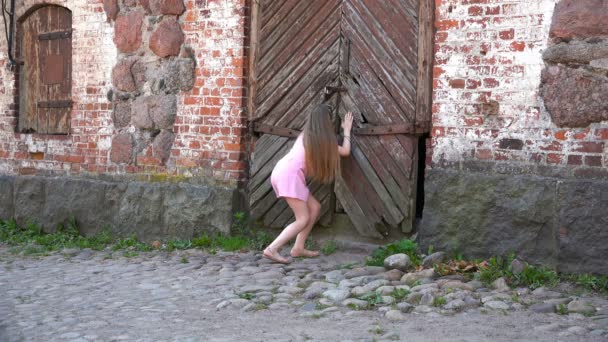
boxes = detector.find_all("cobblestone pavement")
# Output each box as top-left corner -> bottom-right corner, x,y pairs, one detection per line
1,247 -> 607,342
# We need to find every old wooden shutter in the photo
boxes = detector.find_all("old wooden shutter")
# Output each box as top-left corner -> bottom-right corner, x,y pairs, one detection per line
18,6 -> 72,134
248,0 -> 433,238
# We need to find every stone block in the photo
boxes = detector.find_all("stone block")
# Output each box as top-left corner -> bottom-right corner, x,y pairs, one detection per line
150,0 -> 185,15
557,180 -> 608,274
0,176 -> 14,220
540,66 -> 608,127
550,0 -> 608,40
149,18 -> 184,58
113,101 -> 131,128
420,169 -> 558,266
112,57 -> 138,93
151,129 -> 175,163
114,10 -> 144,53
163,57 -> 196,92
542,40 -> 608,65
103,0 -> 119,21
110,133 -> 134,164
13,177 -> 46,229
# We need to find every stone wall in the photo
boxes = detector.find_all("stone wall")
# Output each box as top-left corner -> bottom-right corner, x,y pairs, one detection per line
0,0 -> 249,184
0,0 -> 249,237
0,174 -> 236,240
420,169 -> 608,274
430,0 -> 607,176
423,0 -> 608,274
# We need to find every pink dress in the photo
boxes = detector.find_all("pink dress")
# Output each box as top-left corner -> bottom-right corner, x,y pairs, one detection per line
270,134 -> 309,202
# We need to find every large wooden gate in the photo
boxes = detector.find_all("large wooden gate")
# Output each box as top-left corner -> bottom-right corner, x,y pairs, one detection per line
248,0 -> 434,238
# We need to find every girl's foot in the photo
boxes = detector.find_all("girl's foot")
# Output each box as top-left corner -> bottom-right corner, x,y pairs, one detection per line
290,248 -> 320,258
263,247 -> 290,264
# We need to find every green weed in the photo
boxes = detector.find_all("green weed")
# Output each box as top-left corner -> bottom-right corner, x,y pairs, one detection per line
432,296 -> 447,307
392,288 -> 410,301
320,240 -> 338,255
366,239 -> 421,267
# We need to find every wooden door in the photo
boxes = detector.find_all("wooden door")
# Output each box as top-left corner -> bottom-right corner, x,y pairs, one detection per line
248,0 -> 434,238
18,6 -> 72,134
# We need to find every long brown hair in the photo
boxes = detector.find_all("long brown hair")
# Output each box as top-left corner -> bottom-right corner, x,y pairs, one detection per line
303,104 -> 341,183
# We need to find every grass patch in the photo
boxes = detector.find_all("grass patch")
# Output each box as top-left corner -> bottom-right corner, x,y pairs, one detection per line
122,251 -> 139,258
392,288 -> 410,301
239,293 -> 255,300
359,292 -> 384,307
557,303 -> 568,315
180,256 -> 189,264
477,253 -> 559,290
432,296 -> 447,307
366,239 -> 421,267
320,240 -> 338,255
0,211 -> 280,257
113,235 -> 152,252
512,265 -> 559,289
565,274 -> 608,295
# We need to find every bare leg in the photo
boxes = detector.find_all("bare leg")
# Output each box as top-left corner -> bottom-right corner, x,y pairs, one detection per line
263,197 -> 309,264
291,195 -> 321,258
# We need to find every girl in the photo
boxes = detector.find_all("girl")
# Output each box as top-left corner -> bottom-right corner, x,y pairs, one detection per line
263,104 -> 353,264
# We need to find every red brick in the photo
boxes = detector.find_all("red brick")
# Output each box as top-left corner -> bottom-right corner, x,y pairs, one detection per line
510,41 -> 526,51
595,128 -> 608,140
468,6 -> 483,16
584,156 -> 603,167
567,155 -> 583,166
499,29 -> 514,40
547,153 -> 563,164
573,142 -> 604,153
449,79 -> 466,89
485,6 -> 500,15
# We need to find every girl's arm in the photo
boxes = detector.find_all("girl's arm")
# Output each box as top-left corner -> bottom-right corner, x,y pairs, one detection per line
338,112 -> 354,157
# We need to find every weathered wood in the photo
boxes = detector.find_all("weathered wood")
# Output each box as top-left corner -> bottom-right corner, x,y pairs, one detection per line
247,0 -> 260,121
343,0 -> 418,89
249,0 -> 425,239
356,136 -> 410,215
342,20 -> 416,121
353,124 -> 423,135
335,176 -> 383,239
253,123 -> 300,138
19,6 -> 72,134
38,29 -> 72,40
37,100 -> 72,108
250,135 -> 286,176
350,141 -> 403,226
256,11 -> 341,108
415,0 -> 435,127
249,138 -> 293,194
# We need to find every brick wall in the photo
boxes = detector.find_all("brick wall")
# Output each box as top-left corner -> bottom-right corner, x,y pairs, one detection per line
430,0 -> 607,178
0,0 -> 249,186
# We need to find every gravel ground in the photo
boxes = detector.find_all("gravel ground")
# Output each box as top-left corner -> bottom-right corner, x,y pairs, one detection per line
1,247 -> 607,342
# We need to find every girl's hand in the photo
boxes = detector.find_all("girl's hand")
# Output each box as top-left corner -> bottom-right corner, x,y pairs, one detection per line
342,112 -> 353,133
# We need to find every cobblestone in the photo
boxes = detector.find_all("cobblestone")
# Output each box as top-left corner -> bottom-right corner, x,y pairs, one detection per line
1,247 -> 607,341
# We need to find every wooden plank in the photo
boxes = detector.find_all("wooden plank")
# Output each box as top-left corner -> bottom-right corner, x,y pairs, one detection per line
260,0 -> 312,56
356,136 -> 410,216
350,140 -> 404,226
249,138 -> 293,194
254,123 -> 301,138
343,0 -> 418,89
19,9 -> 41,132
415,0 -> 435,127
258,0 -> 328,74
335,176 -> 383,239
256,7 -> 341,106
359,0 -> 418,66
247,0 -> 260,121
342,19 -> 416,121
262,50 -> 339,127
37,100 -> 72,108
38,29 -> 72,40
353,124 -> 420,135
